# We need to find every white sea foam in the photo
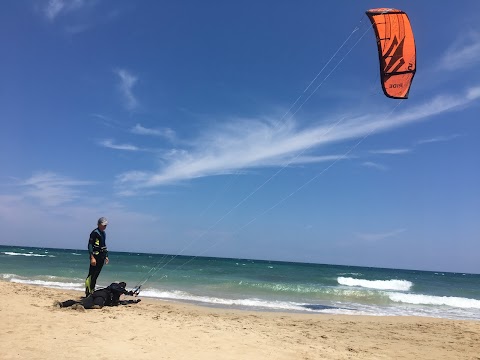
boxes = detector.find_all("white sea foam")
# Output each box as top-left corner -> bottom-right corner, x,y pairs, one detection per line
338,277 -> 412,291
137,288 -> 480,319
388,292 -> 480,309
138,288 -> 355,314
6,274 -> 84,291
10,278 -> 83,290
338,273 -> 363,276
2,251 -> 47,257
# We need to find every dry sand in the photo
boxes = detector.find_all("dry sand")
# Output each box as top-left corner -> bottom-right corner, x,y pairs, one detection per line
0,281 -> 479,360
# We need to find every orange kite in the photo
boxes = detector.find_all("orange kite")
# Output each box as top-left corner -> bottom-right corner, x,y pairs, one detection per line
366,8 -> 416,99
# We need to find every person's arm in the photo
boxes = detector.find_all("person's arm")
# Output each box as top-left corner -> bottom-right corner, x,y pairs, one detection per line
120,285 -> 134,296
104,239 -> 109,264
88,234 -> 96,266
110,283 -> 135,296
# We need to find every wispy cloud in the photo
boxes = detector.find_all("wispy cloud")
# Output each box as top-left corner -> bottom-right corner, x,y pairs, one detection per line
415,134 -> 461,145
438,32 -> 480,71
19,172 -> 94,207
131,124 -> 176,142
0,181 -> 161,251
369,148 -> 411,155
355,228 -> 406,242
115,69 -> 139,111
44,0 -> 85,21
361,162 -> 388,171
45,0 -> 64,20
99,139 -> 141,151
89,113 -> 126,130
364,134 -> 460,170
115,85 -> 480,192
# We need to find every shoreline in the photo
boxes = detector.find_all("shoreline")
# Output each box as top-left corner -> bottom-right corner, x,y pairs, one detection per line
1,280 -> 479,359
2,246 -> 479,321
7,279 -> 478,320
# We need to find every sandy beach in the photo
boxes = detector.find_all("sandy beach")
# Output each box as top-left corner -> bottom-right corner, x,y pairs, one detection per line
0,281 -> 479,360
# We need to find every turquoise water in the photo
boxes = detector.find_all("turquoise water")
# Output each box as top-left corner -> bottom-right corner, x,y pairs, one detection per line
1,245 -> 479,320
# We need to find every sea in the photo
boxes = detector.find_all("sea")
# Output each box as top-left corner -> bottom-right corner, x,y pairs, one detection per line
1,244 -> 479,321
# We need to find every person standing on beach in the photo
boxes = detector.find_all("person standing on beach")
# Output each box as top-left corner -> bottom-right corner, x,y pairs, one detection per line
85,217 -> 109,296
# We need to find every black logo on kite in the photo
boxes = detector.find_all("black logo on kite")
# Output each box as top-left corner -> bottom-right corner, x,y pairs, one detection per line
383,36 -> 406,74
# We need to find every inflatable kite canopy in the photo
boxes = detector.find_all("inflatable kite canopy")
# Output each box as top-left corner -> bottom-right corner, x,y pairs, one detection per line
366,8 -> 416,99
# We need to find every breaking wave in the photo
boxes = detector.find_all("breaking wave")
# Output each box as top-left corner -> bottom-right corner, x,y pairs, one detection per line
338,277 -> 412,291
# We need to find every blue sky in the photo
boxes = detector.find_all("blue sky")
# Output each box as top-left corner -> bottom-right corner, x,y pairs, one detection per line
1,1 -> 479,274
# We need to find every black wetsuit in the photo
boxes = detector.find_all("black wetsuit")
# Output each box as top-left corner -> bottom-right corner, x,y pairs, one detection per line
60,282 -> 139,309
85,228 -> 108,296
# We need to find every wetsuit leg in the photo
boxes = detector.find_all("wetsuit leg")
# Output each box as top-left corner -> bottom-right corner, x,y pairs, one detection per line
81,296 -> 95,309
93,296 -> 106,308
60,300 -> 78,308
85,255 -> 105,295
80,294 -> 106,309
